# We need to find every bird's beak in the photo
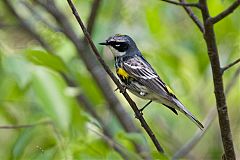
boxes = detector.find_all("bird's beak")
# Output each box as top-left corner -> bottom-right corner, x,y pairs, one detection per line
99,42 -> 108,45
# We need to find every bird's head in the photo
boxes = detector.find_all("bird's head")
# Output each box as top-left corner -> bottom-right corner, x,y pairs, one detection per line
99,34 -> 138,57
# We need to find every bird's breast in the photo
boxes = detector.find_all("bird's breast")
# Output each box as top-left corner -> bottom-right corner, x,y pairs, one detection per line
116,67 -> 130,84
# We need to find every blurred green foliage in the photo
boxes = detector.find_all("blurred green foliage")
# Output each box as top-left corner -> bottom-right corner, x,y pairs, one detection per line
0,0 -> 239,159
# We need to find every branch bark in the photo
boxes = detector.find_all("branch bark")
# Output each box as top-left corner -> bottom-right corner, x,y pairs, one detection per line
66,0 -> 165,153
162,0 -> 237,158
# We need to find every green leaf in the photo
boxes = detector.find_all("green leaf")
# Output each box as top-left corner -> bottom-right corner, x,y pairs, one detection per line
12,128 -> 35,160
117,132 -> 146,146
25,50 -> 68,73
152,150 -> 169,160
32,68 -> 71,131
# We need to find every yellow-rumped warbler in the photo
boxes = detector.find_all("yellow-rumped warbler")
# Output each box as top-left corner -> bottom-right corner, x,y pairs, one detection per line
100,34 -> 204,129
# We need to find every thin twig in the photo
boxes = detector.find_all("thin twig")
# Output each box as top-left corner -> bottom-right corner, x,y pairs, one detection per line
0,121 -> 52,129
160,0 -> 200,8
173,67 -> 240,159
209,0 -> 240,24
178,0 -> 205,33
66,0 -> 164,153
221,58 -> 240,74
87,0 -> 102,35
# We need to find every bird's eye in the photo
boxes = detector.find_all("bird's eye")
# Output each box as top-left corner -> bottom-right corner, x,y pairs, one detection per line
111,42 -> 128,52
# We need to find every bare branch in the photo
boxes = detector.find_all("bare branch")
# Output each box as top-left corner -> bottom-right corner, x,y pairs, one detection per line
0,121 -> 52,129
173,67 -> 240,159
198,0 -> 236,158
87,0 -> 102,35
66,0 -> 164,153
160,0 -> 200,8
210,0 -> 240,24
179,0 -> 204,33
221,58 -> 240,74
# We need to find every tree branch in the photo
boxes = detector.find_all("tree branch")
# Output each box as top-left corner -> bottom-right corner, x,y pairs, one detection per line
221,58 -> 240,74
199,0 -> 236,158
160,0 -> 200,8
178,0 -> 205,33
35,0 -> 148,153
173,66 -> 240,159
86,0 -> 102,35
0,121 -> 52,129
210,0 -> 240,24
66,0 -> 164,153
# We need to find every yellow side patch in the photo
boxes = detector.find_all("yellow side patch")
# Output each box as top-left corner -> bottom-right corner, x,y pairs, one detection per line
117,68 -> 129,79
166,85 -> 174,95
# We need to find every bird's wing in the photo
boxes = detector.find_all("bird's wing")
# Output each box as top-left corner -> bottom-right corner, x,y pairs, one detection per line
122,56 -> 173,99
123,56 -> 204,129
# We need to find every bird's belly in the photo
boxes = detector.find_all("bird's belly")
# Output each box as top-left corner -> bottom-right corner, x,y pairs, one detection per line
124,80 -> 156,100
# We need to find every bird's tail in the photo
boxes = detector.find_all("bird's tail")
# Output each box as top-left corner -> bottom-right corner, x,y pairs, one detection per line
173,98 -> 204,130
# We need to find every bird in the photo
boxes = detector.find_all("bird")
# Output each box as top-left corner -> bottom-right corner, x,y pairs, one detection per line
99,34 -> 204,129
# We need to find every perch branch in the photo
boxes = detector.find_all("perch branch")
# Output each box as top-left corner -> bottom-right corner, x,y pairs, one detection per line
35,1 -> 148,154
66,0 -> 164,153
